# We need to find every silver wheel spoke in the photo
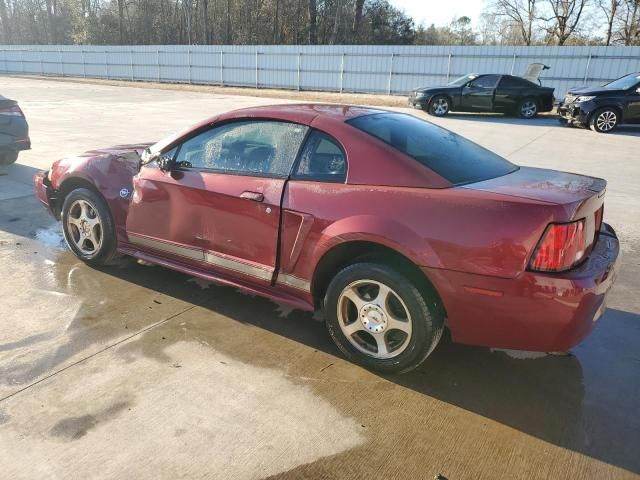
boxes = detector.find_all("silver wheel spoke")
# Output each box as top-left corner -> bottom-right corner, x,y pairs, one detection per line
373,334 -> 389,357
372,283 -> 392,306
79,200 -> 90,220
387,317 -> 411,334
342,286 -> 367,311
342,321 -> 364,336
68,216 -> 82,228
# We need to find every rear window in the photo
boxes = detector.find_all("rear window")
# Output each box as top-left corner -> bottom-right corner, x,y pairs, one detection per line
347,113 -> 518,185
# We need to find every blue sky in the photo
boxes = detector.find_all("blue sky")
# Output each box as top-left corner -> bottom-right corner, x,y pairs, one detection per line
389,0 -> 485,28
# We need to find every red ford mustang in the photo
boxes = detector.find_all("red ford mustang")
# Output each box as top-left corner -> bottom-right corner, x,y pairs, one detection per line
34,104 -> 620,373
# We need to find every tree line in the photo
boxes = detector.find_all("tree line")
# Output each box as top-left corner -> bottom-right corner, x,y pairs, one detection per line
0,0 -> 638,46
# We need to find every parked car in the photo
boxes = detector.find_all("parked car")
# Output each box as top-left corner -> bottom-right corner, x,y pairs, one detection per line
34,105 -> 619,373
0,95 -> 30,165
409,64 -> 554,118
558,72 -> 640,133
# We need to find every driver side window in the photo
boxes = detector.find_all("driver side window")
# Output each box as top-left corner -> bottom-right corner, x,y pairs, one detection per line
174,120 -> 308,177
470,75 -> 500,89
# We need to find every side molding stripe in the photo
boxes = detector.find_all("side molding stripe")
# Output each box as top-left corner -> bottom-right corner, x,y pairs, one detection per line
277,273 -> 311,293
128,233 -> 278,283
128,233 -> 204,261
204,251 -> 273,281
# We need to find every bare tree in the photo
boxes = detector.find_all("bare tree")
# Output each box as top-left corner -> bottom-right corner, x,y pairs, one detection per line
616,0 -> 639,44
352,0 -> 365,38
599,0 -> 621,44
491,0 -> 537,44
330,0 -> 344,44
44,0 -> 58,44
0,0 -> 11,44
225,0 -> 231,43
117,0 -> 126,44
308,0 -> 317,43
541,0 -> 589,45
202,0 -> 209,43
273,0 -> 280,43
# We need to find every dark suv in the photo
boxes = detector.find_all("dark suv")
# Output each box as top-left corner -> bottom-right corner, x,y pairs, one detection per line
558,72 -> 640,133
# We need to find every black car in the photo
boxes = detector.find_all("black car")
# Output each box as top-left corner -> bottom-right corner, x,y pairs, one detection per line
0,95 -> 30,166
558,72 -> 640,133
409,64 -> 555,119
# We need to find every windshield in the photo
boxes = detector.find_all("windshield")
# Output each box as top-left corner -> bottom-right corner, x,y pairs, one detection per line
447,74 -> 478,86
347,113 -> 518,186
603,73 -> 640,90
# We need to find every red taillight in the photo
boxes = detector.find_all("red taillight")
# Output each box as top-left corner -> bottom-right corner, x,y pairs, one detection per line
529,220 -> 586,272
0,105 -> 24,117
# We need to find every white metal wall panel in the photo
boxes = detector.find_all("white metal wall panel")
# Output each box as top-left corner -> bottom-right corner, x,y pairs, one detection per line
1,44 -> 639,98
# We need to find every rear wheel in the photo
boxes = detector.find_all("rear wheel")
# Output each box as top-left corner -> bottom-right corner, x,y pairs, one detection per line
427,95 -> 450,116
324,262 -> 444,374
517,98 -> 538,119
589,108 -> 619,133
61,188 -> 119,266
0,151 -> 18,166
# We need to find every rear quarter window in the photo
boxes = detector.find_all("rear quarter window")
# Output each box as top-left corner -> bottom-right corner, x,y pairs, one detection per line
347,113 -> 518,185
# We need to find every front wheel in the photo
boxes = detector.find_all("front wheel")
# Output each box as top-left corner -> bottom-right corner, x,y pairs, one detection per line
324,262 -> 444,374
427,95 -> 450,116
589,108 -> 619,133
61,188 -> 119,266
0,151 -> 18,166
517,98 -> 538,119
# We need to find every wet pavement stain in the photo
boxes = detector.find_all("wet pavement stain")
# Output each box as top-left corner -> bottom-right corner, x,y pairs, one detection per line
0,410 -> 10,425
49,401 -> 131,441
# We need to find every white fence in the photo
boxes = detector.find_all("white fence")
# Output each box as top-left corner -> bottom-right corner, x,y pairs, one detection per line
1,45 -> 639,98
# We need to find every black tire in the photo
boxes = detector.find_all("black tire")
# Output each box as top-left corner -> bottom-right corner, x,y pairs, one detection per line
517,97 -> 538,119
427,95 -> 450,116
589,107 -> 619,133
0,151 -> 18,166
324,262 -> 444,374
61,187 -> 119,266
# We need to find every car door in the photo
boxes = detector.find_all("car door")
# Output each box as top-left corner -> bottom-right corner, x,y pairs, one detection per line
461,75 -> 500,111
127,119 -> 308,286
494,75 -> 528,112
624,82 -> 640,122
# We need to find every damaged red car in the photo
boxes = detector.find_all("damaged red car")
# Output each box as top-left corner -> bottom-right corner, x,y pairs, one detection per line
34,105 -> 619,373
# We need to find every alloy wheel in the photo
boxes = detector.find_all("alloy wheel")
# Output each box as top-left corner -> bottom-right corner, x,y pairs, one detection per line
596,111 -> 617,132
431,98 -> 449,115
520,100 -> 537,118
337,279 -> 412,359
66,199 -> 103,256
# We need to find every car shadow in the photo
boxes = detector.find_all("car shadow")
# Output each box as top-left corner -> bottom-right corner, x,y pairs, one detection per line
436,112 -> 561,127
88,261 -> 640,475
608,124 -> 640,137
436,111 -> 640,136
0,164 -> 58,242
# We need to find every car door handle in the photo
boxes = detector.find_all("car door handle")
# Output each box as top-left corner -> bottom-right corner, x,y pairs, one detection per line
240,191 -> 264,202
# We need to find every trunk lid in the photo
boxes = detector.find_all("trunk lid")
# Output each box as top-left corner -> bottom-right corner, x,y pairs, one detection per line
464,166 -> 605,205
522,63 -> 550,84
465,166 -> 606,262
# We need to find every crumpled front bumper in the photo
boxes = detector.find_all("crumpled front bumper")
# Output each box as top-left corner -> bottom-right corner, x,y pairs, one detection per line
408,93 -> 429,109
557,102 -> 590,125
34,170 -> 58,218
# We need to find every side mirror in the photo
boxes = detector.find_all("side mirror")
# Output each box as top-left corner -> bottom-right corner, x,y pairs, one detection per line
157,154 -> 175,172
636,87 -> 640,94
